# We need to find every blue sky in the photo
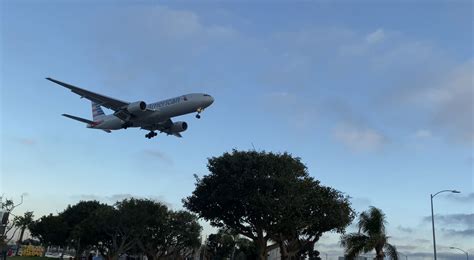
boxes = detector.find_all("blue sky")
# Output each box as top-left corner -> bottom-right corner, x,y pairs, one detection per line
1,1 -> 473,259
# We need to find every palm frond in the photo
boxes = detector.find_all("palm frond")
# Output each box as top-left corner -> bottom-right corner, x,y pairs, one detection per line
358,211 -> 369,233
384,243 -> 399,260
341,233 -> 370,258
359,207 -> 386,236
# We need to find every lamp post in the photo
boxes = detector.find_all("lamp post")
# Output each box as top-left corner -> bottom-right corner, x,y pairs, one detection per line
449,247 -> 469,260
399,252 -> 408,260
431,190 -> 460,260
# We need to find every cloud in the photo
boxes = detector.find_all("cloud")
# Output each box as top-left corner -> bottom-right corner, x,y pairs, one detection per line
15,138 -> 36,146
414,129 -> 433,139
423,213 -> 474,238
409,252 -> 469,260
143,150 -> 174,165
413,238 -> 430,244
445,192 -> 474,203
333,123 -> 388,152
406,61 -> 474,143
395,245 -> 418,251
263,92 -> 319,130
350,197 -> 372,211
366,29 -> 385,44
397,225 -> 414,233
423,213 -> 473,227
87,5 -> 239,93
441,228 -> 474,237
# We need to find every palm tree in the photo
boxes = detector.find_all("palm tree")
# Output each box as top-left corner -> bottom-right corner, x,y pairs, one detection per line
13,211 -> 34,255
340,207 -> 398,260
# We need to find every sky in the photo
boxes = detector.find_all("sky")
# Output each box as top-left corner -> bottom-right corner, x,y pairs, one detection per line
1,0 -> 473,259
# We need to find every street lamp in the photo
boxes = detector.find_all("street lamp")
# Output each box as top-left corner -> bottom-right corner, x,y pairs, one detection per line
431,190 -> 460,260
399,252 -> 408,260
449,247 -> 469,260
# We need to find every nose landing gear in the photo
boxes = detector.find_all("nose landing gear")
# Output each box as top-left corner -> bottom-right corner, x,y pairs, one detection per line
196,107 -> 203,119
145,131 -> 158,139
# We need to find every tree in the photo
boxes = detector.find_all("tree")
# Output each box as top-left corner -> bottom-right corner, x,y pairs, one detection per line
271,178 -> 354,259
184,150 -> 311,260
29,214 -> 69,256
184,150 -> 355,260
131,199 -> 170,260
60,200 -> 106,257
167,210 -> 202,258
206,229 -> 236,260
13,211 -> 34,255
90,200 -> 142,260
235,237 -> 257,260
137,206 -> 201,260
1,195 -> 25,260
340,207 -> 398,260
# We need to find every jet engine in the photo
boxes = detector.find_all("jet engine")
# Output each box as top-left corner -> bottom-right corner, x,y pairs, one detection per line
127,101 -> 147,114
170,121 -> 188,133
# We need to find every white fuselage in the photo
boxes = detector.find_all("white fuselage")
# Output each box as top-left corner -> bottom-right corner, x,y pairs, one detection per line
89,93 -> 214,130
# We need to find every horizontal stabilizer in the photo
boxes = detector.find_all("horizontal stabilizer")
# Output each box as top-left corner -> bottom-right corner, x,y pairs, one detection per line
62,114 -> 94,124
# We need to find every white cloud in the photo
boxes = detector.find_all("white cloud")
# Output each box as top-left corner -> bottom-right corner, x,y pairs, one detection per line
143,149 -> 174,165
333,123 -> 387,152
263,92 -> 319,130
366,29 -> 385,44
413,61 -> 473,142
414,129 -> 432,139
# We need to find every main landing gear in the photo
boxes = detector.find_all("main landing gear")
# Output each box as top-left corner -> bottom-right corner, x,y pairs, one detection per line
196,107 -> 203,119
145,131 -> 158,139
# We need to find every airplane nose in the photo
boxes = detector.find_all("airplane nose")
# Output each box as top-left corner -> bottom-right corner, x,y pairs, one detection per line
209,96 -> 214,105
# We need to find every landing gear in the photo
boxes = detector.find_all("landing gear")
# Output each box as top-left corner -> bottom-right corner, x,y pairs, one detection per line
196,107 -> 203,119
145,131 -> 158,139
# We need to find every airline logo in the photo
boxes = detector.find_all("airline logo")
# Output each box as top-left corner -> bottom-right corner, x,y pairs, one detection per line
149,97 -> 181,109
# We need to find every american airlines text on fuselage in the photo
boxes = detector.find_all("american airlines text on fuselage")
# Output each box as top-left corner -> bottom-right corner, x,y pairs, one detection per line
148,97 -> 182,110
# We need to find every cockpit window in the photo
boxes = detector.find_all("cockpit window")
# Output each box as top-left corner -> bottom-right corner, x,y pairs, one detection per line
183,95 -> 188,101
203,94 -> 210,97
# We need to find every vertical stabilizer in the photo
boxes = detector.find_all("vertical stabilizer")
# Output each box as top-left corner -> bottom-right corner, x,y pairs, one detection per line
92,102 -> 106,121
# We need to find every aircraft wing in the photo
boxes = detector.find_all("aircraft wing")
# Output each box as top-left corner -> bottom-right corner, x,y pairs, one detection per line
142,119 -> 183,138
46,78 -> 129,111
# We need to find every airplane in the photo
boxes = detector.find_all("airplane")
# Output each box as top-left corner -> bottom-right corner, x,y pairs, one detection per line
46,78 -> 214,139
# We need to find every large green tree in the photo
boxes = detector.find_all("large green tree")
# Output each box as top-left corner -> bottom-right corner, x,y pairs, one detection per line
205,229 -> 237,260
184,150 -> 347,260
29,214 -> 69,255
13,211 -> 34,255
271,178 -> 354,259
184,150 -> 306,259
340,207 -> 398,260
92,199 -> 151,260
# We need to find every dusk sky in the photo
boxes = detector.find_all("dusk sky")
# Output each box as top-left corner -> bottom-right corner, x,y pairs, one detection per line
1,1 -> 473,259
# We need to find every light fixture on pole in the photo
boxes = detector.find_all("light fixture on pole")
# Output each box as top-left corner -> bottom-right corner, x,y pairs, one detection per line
449,246 -> 469,260
430,190 -> 460,260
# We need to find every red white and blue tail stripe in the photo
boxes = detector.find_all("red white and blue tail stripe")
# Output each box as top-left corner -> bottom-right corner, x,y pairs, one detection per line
92,102 -> 106,121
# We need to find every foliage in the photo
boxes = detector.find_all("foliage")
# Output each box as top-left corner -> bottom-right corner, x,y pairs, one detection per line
29,214 -> 69,247
340,207 -> 398,260
28,198 -> 201,260
60,200 -> 107,256
1,195 -> 25,245
13,211 -> 35,255
184,150 -> 354,260
184,150 -> 311,259
205,229 -> 236,260
271,178 -> 354,259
